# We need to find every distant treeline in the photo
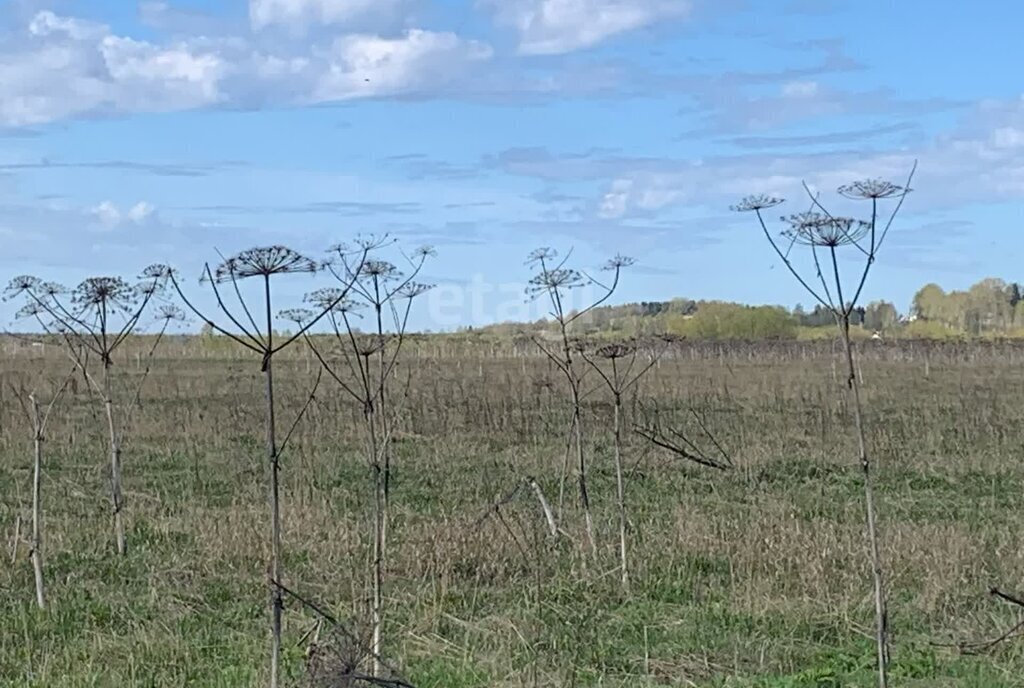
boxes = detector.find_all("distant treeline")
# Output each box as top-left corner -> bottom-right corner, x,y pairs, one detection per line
471,277 -> 1024,341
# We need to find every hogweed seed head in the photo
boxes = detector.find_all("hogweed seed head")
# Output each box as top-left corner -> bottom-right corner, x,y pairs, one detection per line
39,282 -> 67,298
4,275 -> 42,301
526,247 -> 557,266
596,342 -> 635,359
212,246 -> 318,282
397,281 -> 433,300
360,260 -> 400,280
838,178 -> 907,200
526,267 -> 587,297
155,304 -> 187,323
278,308 -> 314,325
72,277 -> 139,312
16,301 -> 46,319
304,288 -> 362,314
782,213 -> 870,248
604,254 -> 635,271
731,195 -> 785,212
140,264 -> 172,280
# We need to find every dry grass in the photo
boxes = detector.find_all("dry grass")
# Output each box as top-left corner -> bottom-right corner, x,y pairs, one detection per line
2,336 -> 1024,686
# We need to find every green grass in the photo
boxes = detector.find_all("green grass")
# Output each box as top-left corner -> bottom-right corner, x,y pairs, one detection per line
3,340 -> 1024,686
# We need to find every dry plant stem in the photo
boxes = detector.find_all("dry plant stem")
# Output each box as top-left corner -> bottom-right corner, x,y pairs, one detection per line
372,277 -> 389,678
368,396 -> 384,678
10,515 -> 20,564
840,314 -> 889,686
544,259 -> 596,562
830,242 -> 889,688
580,344 -> 662,591
102,363 -> 126,556
263,275 -> 283,688
528,478 -> 558,537
612,389 -> 628,590
573,391 -> 596,563
559,311 -> 597,563
18,369 -> 75,609
29,395 -> 45,609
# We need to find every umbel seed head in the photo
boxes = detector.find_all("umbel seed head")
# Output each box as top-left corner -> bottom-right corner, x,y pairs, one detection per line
731,195 -> 785,212
304,288 -> 361,314
155,304 -> 187,322
279,308 -> 314,325
397,281 -> 433,299
72,277 -> 139,312
527,267 -> 586,296
838,178 -> 907,200
782,213 -> 870,248
596,343 -> 635,359
360,260 -> 400,280
604,254 -> 636,270
526,247 -> 558,266
212,246 -> 318,282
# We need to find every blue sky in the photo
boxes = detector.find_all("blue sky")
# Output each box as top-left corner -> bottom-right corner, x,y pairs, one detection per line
1,0 -> 1023,330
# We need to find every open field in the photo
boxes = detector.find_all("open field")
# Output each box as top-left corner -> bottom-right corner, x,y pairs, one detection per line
3,337 -> 1024,687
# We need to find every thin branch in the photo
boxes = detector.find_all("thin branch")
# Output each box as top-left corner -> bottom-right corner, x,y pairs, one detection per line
276,369 -> 323,459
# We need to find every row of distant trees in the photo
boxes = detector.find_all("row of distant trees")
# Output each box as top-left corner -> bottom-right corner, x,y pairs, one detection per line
473,277 -> 1024,340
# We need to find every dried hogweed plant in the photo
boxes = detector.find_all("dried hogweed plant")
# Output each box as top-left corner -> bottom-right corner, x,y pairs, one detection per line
8,365 -> 76,610
577,340 -> 664,590
525,248 -> 633,564
167,243 -> 375,688
731,164 -> 915,688
295,237 -> 433,678
5,266 -> 171,556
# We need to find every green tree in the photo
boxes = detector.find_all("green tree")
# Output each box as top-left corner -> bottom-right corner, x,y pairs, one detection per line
912,283 -> 946,321
863,301 -> 899,332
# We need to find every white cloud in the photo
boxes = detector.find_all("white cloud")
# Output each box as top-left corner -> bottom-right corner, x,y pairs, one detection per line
249,0 -> 407,32
598,176 -> 684,218
126,201 -> 156,223
28,10 -> 106,40
90,201 -> 122,228
781,80 -> 819,98
90,201 -> 157,228
0,10 -> 492,126
598,179 -> 630,218
482,0 -> 690,55
0,12 -> 226,126
312,30 -> 492,101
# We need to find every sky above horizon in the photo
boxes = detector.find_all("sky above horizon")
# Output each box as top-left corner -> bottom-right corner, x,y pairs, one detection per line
1,0 -> 1022,330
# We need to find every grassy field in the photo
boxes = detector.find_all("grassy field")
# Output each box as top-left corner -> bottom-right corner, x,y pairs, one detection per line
3,337 -> 1024,687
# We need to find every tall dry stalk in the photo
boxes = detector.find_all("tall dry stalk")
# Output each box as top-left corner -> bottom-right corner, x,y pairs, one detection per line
525,248 -> 632,562
11,370 -> 74,609
297,238 -> 433,678
579,341 -> 660,590
169,245 -> 368,688
732,166 -> 915,688
5,269 -> 171,555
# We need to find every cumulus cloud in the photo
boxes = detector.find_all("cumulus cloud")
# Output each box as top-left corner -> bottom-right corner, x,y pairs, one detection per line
0,11 -> 225,126
312,30 -> 492,100
250,0 -> 408,33
481,0 -> 691,55
0,10 -> 492,127
90,201 -> 157,228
